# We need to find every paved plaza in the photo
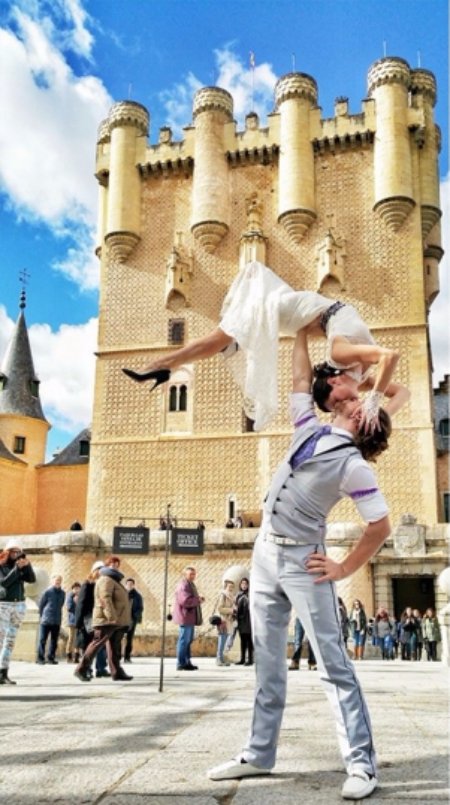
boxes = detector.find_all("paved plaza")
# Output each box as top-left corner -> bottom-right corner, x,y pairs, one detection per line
1,656 -> 448,804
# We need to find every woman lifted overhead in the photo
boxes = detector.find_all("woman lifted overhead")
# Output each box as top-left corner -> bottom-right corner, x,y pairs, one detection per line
123,260 -> 409,432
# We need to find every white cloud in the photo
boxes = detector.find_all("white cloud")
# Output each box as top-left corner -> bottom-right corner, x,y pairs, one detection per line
429,175 -> 450,386
0,305 -> 97,433
160,46 -> 277,136
0,11 -> 111,227
0,5 -> 111,290
0,305 -> 97,435
29,316 -> 97,431
52,228 -> 99,291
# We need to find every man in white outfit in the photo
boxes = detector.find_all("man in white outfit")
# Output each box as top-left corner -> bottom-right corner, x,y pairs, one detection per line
207,329 -> 391,801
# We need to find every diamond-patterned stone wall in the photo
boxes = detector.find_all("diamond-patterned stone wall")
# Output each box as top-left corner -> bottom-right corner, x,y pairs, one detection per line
87,138 -> 437,540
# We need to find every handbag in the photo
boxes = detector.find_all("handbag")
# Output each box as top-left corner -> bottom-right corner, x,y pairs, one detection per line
209,596 -> 222,627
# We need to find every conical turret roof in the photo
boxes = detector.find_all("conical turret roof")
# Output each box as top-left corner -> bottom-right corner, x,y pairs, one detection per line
0,292 -> 48,423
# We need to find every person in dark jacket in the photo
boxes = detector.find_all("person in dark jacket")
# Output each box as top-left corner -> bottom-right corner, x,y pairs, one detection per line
65,582 -> 81,662
0,539 -> 36,684
74,561 -> 109,678
37,576 -> 65,664
123,578 -> 144,662
234,578 -> 253,666
74,556 -> 132,682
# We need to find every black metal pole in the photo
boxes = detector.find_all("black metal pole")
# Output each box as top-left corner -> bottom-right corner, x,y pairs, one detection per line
158,504 -> 171,693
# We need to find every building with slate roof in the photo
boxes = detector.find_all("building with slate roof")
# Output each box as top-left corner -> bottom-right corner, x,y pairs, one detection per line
0,292 -> 90,535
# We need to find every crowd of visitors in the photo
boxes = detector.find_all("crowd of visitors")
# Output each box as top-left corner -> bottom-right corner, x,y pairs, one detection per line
1,543 -> 442,681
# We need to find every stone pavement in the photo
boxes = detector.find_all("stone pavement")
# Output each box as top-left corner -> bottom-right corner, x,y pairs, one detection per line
1,656 -> 448,804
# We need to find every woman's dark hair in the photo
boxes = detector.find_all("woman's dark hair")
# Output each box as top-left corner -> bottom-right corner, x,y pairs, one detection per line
354,408 -> 392,462
312,362 -> 345,412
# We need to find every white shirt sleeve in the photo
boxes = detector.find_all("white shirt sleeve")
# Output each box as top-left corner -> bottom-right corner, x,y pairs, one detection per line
289,393 -> 318,429
341,457 -> 389,522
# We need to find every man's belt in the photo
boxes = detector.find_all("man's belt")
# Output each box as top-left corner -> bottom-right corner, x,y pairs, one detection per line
264,533 -> 300,546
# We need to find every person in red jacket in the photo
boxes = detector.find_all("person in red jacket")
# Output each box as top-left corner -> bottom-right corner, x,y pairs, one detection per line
172,566 -> 204,671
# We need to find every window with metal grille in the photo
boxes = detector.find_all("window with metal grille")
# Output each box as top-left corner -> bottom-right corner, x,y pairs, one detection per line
168,319 -> 185,345
13,436 -> 26,454
30,379 -> 40,397
79,440 -> 90,457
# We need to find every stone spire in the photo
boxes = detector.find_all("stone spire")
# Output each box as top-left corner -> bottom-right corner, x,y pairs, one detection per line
0,291 -> 47,422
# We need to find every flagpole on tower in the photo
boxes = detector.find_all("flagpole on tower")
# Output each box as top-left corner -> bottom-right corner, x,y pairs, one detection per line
249,51 -> 255,110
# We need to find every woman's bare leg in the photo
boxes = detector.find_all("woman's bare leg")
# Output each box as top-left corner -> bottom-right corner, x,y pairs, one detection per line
143,327 -> 233,372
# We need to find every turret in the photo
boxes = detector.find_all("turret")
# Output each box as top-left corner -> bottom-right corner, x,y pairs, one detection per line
367,57 -> 415,230
95,118 -> 110,257
104,101 -> 149,262
0,290 -> 49,466
274,72 -> 318,241
191,87 -> 233,252
410,69 -> 441,238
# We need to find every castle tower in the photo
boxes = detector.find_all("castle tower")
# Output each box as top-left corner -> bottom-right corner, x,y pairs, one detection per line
0,291 -> 50,533
102,101 -> 150,262
367,57 -> 415,230
274,72 -> 318,241
410,69 -> 441,238
190,87 -> 233,252
87,57 -> 443,627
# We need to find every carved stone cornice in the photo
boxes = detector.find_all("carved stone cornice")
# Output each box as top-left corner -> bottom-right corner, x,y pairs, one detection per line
275,72 -> 318,108
313,130 -> 374,153
227,144 -> 278,166
278,208 -> 317,242
368,57 -> 410,95
97,118 -> 111,145
373,196 -> 415,231
108,101 -> 149,136
191,221 -> 228,252
410,69 -> 437,106
421,205 -> 442,240
193,87 -> 233,120
105,231 -> 140,262
424,241 -> 444,262
139,157 -> 194,178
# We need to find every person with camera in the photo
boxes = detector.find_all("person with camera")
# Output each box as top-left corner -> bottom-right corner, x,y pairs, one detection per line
0,539 -> 36,684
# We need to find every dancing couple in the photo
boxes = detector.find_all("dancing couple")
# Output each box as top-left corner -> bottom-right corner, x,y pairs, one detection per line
124,261 -> 408,799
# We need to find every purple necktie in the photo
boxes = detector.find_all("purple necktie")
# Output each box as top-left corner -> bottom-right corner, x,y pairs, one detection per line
291,425 -> 332,470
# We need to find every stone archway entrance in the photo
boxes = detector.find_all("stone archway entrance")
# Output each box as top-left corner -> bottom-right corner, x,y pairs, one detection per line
392,575 -> 436,619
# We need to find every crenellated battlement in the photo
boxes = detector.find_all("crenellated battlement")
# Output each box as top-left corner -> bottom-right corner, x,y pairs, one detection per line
192,86 -> 234,120
107,100 -> 149,135
274,72 -> 318,107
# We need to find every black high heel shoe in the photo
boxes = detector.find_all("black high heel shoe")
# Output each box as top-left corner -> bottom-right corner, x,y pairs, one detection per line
122,367 -> 171,391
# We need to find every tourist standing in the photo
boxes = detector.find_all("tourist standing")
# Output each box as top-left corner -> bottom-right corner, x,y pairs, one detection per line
37,575 -> 65,664
173,566 -> 204,671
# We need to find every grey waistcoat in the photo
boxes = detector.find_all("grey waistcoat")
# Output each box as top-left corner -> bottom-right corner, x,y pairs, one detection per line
262,423 -> 359,544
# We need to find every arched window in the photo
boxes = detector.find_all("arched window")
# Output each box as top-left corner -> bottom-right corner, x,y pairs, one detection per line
168,383 -> 188,413
169,385 -> 178,412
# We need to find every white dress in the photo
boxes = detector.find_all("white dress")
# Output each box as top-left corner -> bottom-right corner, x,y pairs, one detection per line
219,261 -> 375,431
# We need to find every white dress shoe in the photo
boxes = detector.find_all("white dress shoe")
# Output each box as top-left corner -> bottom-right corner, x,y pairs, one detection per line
207,756 -> 270,780
342,771 -> 378,800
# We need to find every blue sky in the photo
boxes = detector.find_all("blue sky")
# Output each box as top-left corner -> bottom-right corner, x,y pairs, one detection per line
0,0 -> 448,459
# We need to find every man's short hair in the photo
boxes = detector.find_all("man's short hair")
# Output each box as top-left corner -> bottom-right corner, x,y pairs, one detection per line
312,362 -> 345,411
126,578 -> 135,584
